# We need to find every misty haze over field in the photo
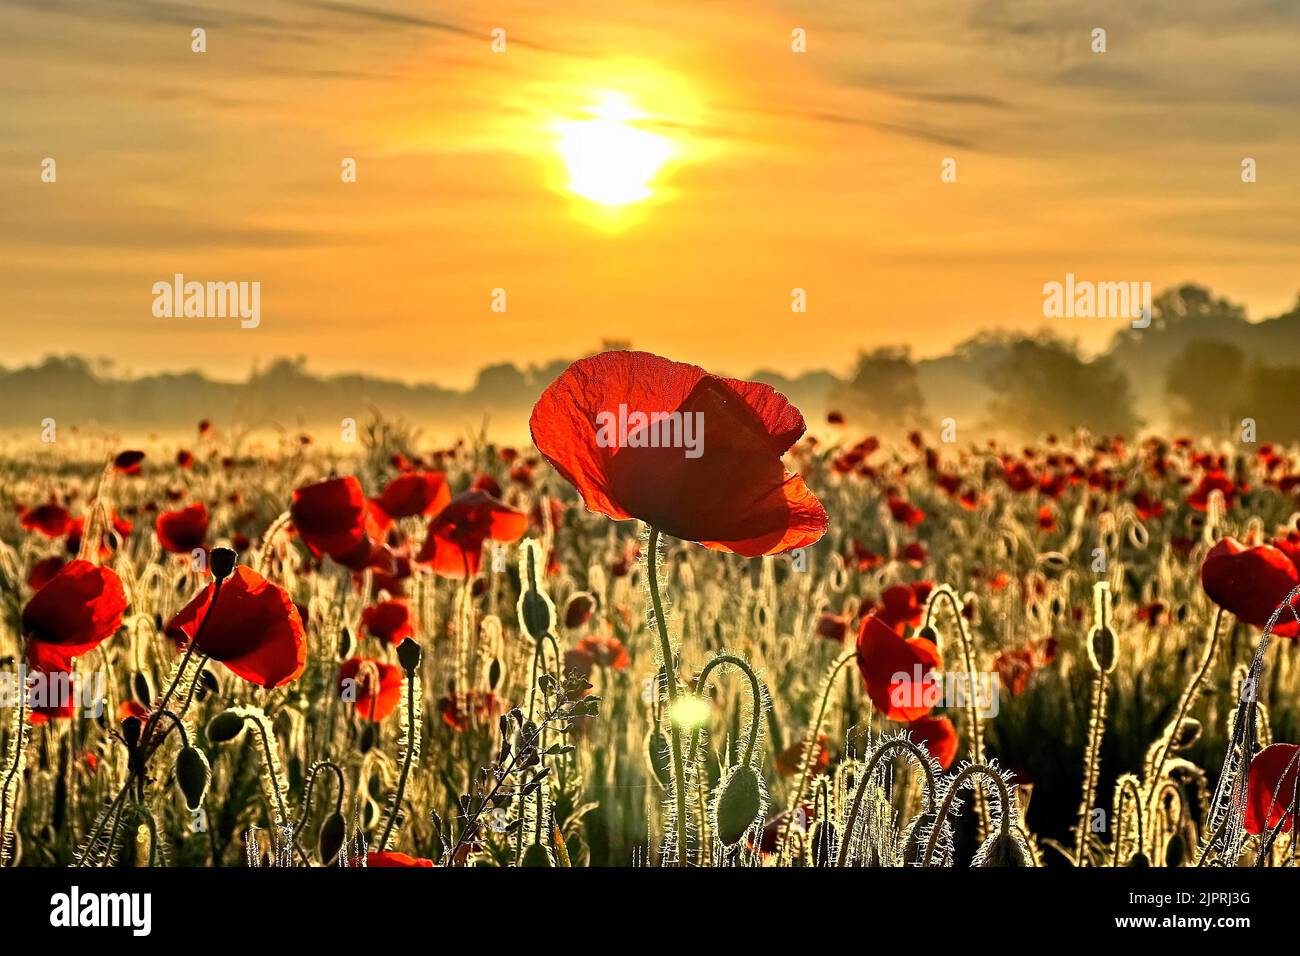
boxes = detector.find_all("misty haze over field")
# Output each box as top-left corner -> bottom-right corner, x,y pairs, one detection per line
5,285 -> 1300,443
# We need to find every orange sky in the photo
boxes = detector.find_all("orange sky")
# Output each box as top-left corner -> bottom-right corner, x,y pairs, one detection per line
3,0 -> 1300,388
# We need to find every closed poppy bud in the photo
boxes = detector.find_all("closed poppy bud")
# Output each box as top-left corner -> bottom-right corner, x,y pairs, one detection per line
396,637 -> 422,675
132,670 -> 154,707
1087,626 -> 1118,673
519,589 -> 554,640
176,746 -> 211,810
1128,851 -> 1151,867
1172,717 -> 1202,750
975,831 -> 1029,867
810,819 -> 838,867
318,811 -> 346,865
521,841 -> 553,867
338,627 -> 355,661
713,764 -> 765,847
206,710 -> 247,744
210,546 -> 237,582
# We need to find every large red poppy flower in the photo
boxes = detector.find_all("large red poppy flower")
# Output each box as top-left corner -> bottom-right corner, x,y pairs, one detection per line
290,477 -> 368,559
22,559 -> 127,664
20,503 -> 74,538
907,715 -> 958,769
24,640 -> 79,725
164,566 -> 307,688
338,657 -> 404,722
1245,743 -> 1300,836
366,851 -> 434,867
529,350 -> 827,557
415,490 -> 526,577
360,600 -> 413,645
855,612 -> 941,721
156,502 -> 209,554
1200,537 -> 1300,637
373,472 -> 451,519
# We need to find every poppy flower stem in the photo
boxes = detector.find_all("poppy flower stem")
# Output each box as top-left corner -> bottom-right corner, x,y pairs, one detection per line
780,651 -> 856,861
686,654 -> 765,771
646,527 -> 690,865
837,737 -> 937,866
1144,606 -> 1223,829
378,669 -> 420,850
922,762 -> 1012,867
923,584 -> 989,836
293,760 -> 345,842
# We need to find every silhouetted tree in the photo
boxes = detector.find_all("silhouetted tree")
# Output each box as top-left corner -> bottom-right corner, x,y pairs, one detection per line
985,334 -> 1137,437
828,347 -> 926,431
1165,338 -> 1246,438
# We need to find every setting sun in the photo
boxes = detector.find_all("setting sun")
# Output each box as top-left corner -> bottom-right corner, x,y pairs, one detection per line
554,91 -> 677,207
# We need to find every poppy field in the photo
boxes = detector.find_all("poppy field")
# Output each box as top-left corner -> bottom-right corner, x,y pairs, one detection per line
2,349 -> 1299,870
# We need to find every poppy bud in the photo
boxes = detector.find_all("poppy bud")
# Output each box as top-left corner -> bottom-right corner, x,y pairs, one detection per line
1128,851 -> 1151,867
1087,626 -> 1118,674
359,722 -> 376,754
1164,833 -> 1187,868
396,637 -> 422,674
976,831 -> 1029,867
175,746 -> 211,810
209,546 -> 237,582
132,670 -> 154,707
519,589 -> 554,641
713,764 -> 765,847
487,656 -> 503,691
917,625 -> 939,644
206,710 -> 247,745
810,819 -> 839,867
338,627 -> 355,661
122,714 -> 142,750
521,841 -> 554,867
1172,717 -> 1202,750
318,811 -> 346,865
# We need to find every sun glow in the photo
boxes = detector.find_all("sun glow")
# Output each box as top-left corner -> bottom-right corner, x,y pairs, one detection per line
554,91 -> 678,208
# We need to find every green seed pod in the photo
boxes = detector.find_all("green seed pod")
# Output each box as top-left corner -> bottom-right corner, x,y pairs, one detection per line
1087,625 -> 1119,674
976,831 -> 1029,867
318,811 -> 346,865
205,710 -> 247,745
646,729 -> 672,792
521,841 -> 553,867
713,764 -> 765,847
519,590 -> 554,641
810,819 -> 838,867
175,746 -> 210,811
